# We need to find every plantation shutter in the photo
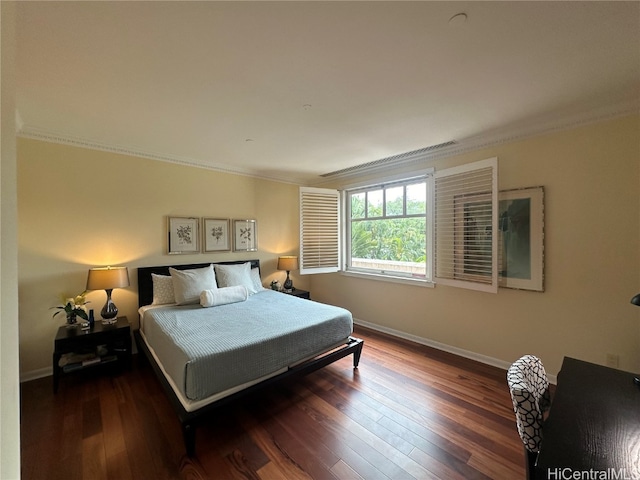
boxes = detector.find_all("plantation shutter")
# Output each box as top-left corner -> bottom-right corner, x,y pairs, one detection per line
299,187 -> 341,275
433,157 -> 498,292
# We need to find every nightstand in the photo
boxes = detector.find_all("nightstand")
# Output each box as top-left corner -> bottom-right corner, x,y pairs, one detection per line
52,316 -> 131,393
283,288 -> 310,300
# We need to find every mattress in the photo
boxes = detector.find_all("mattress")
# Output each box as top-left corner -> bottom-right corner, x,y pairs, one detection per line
140,290 -> 353,403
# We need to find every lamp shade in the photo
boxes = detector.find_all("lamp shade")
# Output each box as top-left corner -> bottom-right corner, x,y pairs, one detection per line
277,256 -> 298,272
86,266 -> 130,291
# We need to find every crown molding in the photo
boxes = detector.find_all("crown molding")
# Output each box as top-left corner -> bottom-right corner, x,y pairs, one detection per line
310,100 -> 639,186
460,100 -> 639,154
17,99 -> 638,188
16,126 -> 306,186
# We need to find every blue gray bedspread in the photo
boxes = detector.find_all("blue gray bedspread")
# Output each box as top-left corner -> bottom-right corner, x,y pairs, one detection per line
141,290 -> 353,401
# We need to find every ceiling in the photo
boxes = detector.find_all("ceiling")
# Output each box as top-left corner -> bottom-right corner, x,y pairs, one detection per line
15,1 -> 640,185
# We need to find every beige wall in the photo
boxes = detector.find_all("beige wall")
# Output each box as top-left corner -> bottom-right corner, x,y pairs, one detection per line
17,139 -> 307,377
17,115 -> 640,381
311,115 -> 640,377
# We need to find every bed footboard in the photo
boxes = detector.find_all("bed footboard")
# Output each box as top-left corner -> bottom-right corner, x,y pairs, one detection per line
351,336 -> 364,367
134,330 -> 363,456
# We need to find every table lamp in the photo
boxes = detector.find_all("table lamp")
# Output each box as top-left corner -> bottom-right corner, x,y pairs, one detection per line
86,266 -> 130,324
277,256 -> 298,292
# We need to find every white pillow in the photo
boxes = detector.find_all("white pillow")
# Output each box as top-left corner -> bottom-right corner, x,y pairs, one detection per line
169,264 -> 217,305
250,267 -> 265,293
214,262 -> 259,294
151,273 -> 175,305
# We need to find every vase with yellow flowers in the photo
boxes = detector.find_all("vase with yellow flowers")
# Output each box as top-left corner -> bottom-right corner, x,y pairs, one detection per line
52,292 -> 90,326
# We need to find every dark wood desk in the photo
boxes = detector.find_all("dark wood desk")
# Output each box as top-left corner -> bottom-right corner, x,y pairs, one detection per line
536,357 -> 640,479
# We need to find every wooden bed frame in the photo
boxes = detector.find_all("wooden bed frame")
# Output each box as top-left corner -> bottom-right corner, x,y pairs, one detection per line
134,259 -> 364,456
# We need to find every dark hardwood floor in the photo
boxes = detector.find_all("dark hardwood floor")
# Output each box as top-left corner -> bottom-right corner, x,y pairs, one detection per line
20,327 -> 526,479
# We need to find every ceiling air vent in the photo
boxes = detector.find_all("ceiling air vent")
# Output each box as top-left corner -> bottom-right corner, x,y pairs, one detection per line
320,140 -> 457,177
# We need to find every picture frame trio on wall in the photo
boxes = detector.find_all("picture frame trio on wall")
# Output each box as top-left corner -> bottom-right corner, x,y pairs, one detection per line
167,217 -> 257,254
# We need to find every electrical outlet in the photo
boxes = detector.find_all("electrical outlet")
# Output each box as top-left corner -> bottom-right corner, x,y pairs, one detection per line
606,353 -> 619,368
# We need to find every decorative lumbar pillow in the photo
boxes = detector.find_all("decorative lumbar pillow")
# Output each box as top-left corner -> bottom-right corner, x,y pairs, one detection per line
151,273 -> 175,305
169,264 -> 217,305
214,262 -> 259,294
200,285 -> 248,308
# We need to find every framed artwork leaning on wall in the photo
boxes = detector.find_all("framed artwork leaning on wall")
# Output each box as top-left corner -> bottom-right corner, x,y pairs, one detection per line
498,186 -> 544,291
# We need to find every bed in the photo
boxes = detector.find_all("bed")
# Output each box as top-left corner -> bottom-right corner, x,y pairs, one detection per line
134,259 -> 363,456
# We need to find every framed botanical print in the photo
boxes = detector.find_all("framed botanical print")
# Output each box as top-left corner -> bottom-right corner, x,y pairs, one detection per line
498,186 -> 544,291
233,219 -> 257,252
167,216 -> 199,254
203,218 -> 230,252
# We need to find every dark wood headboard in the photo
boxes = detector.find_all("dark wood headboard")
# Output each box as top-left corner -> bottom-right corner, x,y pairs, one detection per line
137,259 -> 260,308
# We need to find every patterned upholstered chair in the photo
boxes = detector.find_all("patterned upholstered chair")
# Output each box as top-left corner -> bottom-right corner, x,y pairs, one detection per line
507,355 -> 551,480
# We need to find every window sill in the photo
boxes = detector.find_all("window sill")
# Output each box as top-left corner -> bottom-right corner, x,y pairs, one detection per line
340,270 -> 435,288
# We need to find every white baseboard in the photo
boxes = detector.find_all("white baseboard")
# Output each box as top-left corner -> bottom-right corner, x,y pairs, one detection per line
21,367 -> 52,383
21,337 -> 140,384
353,318 -> 558,384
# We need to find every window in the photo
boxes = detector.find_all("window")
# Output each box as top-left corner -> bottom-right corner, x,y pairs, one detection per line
299,158 -> 498,292
345,177 -> 430,281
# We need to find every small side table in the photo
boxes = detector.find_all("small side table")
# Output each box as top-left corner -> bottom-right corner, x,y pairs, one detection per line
282,288 -> 310,300
53,316 -> 131,393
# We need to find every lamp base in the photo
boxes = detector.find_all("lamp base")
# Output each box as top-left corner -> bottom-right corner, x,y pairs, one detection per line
101,289 -> 118,324
283,271 -> 293,292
